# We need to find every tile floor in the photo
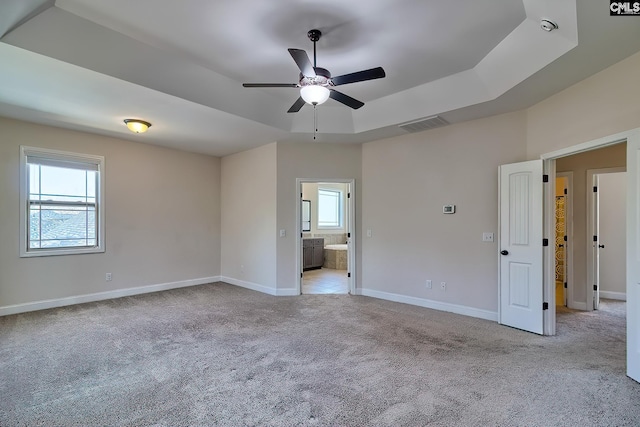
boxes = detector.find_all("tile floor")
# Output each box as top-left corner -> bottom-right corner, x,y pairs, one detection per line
302,268 -> 349,294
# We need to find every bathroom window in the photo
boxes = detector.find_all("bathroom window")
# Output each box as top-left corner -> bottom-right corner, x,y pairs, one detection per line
318,188 -> 342,229
20,146 -> 105,257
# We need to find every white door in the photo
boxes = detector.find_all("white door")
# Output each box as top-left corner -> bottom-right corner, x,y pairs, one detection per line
499,160 -> 544,334
592,173 -> 601,310
627,134 -> 640,383
599,173 -> 627,301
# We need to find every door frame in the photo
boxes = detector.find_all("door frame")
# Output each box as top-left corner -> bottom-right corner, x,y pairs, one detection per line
296,178 -> 356,295
586,167 -> 626,311
541,129 -> 632,336
555,172 -> 573,309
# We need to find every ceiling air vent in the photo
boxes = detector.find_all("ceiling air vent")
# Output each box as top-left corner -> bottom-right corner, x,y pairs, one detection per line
399,115 -> 449,133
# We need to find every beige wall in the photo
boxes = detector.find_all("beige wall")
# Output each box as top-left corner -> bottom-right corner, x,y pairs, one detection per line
556,145 -> 626,304
361,111 -> 527,312
220,142 -> 277,291
0,117 -> 221,309
276,142 -> 361,292
526,51 -> 640,158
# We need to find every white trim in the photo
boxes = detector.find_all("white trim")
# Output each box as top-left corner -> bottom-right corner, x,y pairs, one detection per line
361,288 -> 498,322
600,291 -> 626,301
0,276 -> 220,316
541,133 -> 629,160
571,301 -> 588,311
543,159 -> 556,335
541,127 -> 639,337
219,276 -> 278,296
19,145 -> 106,258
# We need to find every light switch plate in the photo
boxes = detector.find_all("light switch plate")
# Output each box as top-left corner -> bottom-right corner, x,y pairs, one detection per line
482,232 -> 494,242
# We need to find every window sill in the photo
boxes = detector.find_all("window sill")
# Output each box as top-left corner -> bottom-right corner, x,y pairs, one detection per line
20,246 -> 105,258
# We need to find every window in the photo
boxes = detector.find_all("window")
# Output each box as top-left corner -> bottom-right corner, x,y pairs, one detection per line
317,188 -> 343,229
20,146 -> 105,257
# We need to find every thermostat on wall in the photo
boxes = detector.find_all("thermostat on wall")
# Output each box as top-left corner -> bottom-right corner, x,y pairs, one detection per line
443,205 -> 456,214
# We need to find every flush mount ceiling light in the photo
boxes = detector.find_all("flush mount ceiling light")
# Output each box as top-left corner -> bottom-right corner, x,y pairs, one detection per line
540,19 -> 558,32
124,119 -> 151,133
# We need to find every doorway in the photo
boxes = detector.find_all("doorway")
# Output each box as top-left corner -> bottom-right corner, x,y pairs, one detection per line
297,179 -> 355,295
555,173 -> 571,308
587,169 -> 627,310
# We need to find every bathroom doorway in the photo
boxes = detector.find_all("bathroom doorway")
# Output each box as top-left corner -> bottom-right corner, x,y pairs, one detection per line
297,179 -> 355,294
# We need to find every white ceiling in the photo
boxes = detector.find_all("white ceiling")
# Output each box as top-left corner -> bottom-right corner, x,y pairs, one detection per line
0,0 -> 639,156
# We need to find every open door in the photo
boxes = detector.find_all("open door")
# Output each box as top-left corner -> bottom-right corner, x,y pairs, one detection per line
590,172 -> 601,310
627,133 -> 640,383
499,160 -> 544,334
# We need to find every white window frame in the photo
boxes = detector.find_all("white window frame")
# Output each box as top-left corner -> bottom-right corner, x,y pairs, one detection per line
19,146 -> 105,257
317,187 -> 343,230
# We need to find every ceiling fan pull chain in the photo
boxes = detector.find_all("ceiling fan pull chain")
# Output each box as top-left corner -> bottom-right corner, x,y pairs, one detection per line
313,105 -> 318,140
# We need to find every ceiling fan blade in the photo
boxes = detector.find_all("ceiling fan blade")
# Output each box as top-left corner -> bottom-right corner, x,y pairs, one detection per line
287,96 -> 306,113
329,90 -> 364,110
288,48 -> 316,78
243,83 -> 298,88
331,67 -> 386,86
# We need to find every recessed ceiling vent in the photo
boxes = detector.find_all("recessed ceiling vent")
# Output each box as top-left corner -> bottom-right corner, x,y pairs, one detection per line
399,115 -> 449,133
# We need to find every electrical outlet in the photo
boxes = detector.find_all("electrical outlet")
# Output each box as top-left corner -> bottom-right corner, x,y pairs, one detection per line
367,229 -> 372,238
440,281 -> 446,291
279,229 -> 286,237
106,273 -> 112,282
425,279 -> 432,289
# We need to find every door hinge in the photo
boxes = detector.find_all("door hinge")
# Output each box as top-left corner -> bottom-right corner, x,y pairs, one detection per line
543,302 -> 549,310
301,233 -> 303,238
347,232 -> 351,238
542,238 -> 549,247
564,188 -> 567,195
594,285 -> 598,291
301,272 -> 303,278
347,272 -> 351,278
593,235 -> 598,242
301,192 -> 303,198
564,235 -> 567,242
543,174 -> 549,183
347,192 -> 351,199
593,186 -> 598,193
564,282 -> 567,289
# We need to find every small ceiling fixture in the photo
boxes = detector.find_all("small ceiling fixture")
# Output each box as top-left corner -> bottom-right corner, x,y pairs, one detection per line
540,19 -> 558,32
124,119 -> 151,133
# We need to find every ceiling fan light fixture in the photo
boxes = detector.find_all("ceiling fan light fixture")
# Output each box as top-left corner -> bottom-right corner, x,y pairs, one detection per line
300,85 -> 330,106
124,119 -> 152,133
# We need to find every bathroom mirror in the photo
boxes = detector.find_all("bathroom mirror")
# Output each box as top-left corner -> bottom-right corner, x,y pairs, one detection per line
302,200 -> 311,232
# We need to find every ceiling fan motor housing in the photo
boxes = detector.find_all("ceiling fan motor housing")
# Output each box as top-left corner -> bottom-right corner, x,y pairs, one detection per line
299,67 -> 332,88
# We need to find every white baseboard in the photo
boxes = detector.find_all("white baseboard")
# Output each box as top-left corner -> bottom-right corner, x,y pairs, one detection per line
360,288 -> 498,322
569,301 -> 588,310
600,291 -> 626,301
219,276 -> 277,296
219,276 -> 299,296
0,276 -> 221,317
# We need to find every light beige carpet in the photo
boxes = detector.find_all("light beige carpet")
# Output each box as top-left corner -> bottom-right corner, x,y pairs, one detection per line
1,283 -> 638,426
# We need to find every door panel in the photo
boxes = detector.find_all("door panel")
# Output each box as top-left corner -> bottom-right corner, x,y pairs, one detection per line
499,160 -> 544,334
627,133 -> 640,383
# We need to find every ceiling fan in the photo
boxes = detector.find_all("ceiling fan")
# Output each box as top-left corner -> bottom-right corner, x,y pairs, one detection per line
242,29 -> 386,113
